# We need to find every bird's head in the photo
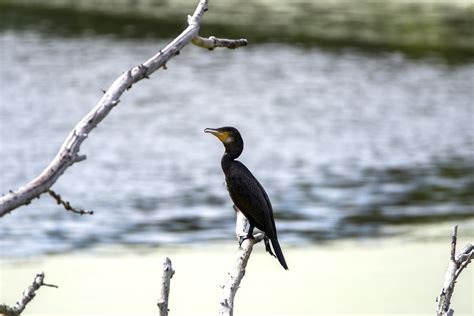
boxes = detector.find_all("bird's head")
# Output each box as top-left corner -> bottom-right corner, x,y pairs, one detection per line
204,126 -> 244,159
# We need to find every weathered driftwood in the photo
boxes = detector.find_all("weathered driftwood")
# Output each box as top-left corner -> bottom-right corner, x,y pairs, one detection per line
436,225 -> 474,316
219,210 -> 264,316
157,257 -> 175,316
0,0 -> 247,217
0,272 -> 58,316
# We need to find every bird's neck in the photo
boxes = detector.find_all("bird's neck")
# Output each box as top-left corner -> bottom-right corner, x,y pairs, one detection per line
221,141 -> 243,172
221,151 -> 238,173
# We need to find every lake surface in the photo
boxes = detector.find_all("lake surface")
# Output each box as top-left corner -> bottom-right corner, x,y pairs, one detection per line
1,31 -> 473,257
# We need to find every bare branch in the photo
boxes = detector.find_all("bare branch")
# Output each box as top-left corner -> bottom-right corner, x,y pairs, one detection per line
157,257 -> 175,316
436,225 -> 474,316
456,243 -> 474,263
454,247 -> 473,279
450,225 -> 458,261
192,36 -> 248,50
47,189 -> 94,215
0,272 -> 58,316
0,0 -> 248,217
219,210 -> 264,316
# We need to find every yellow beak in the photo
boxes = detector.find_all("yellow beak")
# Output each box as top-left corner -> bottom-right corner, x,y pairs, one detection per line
204,128 -> 229,142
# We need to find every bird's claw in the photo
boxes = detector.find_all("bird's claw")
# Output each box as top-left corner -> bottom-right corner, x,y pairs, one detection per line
238,234 -> 254,247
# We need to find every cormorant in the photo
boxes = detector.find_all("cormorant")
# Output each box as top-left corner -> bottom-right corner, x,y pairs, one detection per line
205,126 -> 288,270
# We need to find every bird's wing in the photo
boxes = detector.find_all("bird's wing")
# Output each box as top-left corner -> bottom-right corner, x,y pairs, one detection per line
227,162 -> 277,238
254,176 -> 278,237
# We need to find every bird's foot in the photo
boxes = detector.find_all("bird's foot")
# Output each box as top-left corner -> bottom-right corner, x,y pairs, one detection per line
238,234 -> 254,247
264,237 -> 276,258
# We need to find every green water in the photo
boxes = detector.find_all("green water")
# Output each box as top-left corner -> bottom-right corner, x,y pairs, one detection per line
1,0 -> 473,61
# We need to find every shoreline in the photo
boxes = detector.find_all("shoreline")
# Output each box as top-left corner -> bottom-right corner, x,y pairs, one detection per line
1,238 -> 472,316
1,0 -> 473,61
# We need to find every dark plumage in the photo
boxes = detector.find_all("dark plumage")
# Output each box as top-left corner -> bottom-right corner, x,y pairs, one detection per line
205,126 -> 288,270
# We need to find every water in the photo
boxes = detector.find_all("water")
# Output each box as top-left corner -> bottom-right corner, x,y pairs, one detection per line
1,31 -> 473,257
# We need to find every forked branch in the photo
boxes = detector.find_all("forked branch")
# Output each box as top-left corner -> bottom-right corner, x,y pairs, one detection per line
0,272 -> 57,316
436,225 -> 474,316
0,0 -> 248,217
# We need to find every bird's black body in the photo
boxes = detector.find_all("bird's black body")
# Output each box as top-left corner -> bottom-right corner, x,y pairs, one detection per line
205,126 -> 288,270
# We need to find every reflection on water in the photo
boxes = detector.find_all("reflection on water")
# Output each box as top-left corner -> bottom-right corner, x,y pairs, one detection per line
0,31 -> 473,256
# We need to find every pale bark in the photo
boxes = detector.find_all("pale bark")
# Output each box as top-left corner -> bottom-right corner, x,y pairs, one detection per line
436,225 -> 474,316
0,272 -> 57,316
0,0 -> 247,217
157,257 -> 175,316
219,210 -> 264,316
192,36 -> 248,50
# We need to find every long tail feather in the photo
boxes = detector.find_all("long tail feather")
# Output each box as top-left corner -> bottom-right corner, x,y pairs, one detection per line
271,238 -> 288,270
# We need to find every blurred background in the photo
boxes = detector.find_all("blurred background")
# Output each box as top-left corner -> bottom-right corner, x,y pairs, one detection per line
0,0 -> 473,257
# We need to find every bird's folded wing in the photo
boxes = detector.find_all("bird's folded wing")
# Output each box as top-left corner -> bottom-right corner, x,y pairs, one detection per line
228,164 -> 276,239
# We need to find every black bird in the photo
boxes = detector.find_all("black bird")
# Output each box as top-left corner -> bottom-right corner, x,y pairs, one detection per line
205,126 -> 288,270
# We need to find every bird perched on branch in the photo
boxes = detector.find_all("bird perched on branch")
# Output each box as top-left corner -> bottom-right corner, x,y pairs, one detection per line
205,126 -> 288,270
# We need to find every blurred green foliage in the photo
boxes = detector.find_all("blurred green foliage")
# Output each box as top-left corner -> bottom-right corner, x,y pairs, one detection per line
1,0 -> 473,61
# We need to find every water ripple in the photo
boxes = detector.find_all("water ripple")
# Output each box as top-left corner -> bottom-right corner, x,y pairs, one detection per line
1,31 -> 473,256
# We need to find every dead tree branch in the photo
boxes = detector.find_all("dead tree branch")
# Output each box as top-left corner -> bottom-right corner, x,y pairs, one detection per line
0,272 -> 58,316
192,36 -> 248,50
436,225 -> 474,316
157,257 -> 175,316
219,210 -> 264,316
47,189 -> 94,215
0,0 -> 248,217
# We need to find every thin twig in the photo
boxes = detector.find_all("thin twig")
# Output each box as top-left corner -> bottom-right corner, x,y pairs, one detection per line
157,257 -> 175,316
47,189 -> 93,215
0,0 -> 248,217
436,225 -> 474,316
0,272 -> 58,316
454,248 -> 473,279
